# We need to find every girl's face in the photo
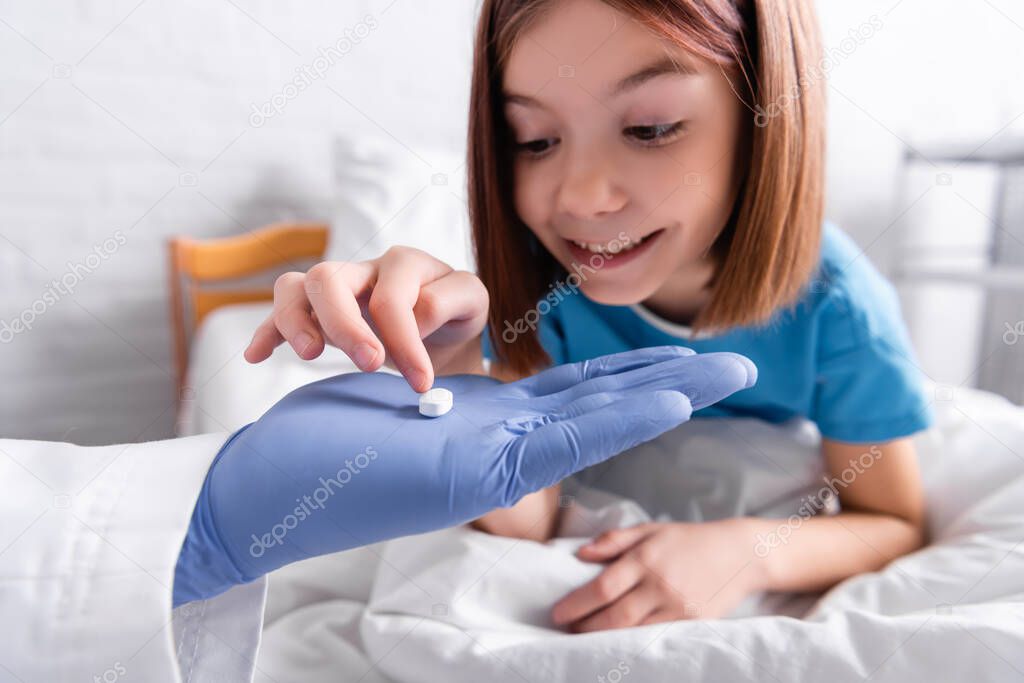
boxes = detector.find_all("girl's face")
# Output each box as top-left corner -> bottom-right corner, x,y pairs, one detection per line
502,0 -> 747,312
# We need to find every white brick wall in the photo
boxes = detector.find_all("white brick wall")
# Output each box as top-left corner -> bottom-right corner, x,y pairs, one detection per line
0,0 -> 477,444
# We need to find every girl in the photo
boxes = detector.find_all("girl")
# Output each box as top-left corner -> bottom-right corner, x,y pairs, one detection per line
245,0 -> 932,632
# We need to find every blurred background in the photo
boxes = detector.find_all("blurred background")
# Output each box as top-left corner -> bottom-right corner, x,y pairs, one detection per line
1,0 -> 1021,445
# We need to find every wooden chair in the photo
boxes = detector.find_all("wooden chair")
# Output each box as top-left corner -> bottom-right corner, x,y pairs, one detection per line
167,222 -> 329,395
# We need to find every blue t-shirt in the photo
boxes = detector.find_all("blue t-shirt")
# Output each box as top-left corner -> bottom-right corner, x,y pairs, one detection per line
484,222 -> 933,443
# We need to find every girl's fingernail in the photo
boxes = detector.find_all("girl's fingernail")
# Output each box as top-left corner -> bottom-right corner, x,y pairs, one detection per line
352,342 -> 377,370
295,332 -> 314,354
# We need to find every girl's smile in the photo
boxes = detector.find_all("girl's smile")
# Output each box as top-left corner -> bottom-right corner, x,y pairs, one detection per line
563,226 -> 668,270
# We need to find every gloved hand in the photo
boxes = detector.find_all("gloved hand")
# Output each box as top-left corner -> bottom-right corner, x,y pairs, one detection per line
173,346 -> 756,606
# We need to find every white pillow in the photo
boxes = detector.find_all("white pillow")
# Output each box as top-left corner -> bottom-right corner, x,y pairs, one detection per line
327,135 -> 474,272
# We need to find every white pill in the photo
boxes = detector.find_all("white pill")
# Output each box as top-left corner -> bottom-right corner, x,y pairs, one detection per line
418,387 -> 453,417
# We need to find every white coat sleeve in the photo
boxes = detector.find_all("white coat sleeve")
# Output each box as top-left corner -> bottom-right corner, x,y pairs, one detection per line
0,432 -> 268,682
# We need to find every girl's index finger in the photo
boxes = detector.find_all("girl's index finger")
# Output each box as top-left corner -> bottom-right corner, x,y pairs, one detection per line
369,248 -> 454,392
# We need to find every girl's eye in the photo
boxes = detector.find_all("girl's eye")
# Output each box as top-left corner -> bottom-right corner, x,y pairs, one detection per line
515,138 -> 558,157
513,122 -> 685,157
624,121 -> 687,145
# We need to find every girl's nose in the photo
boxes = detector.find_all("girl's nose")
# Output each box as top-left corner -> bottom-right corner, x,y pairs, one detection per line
555,156 -> 627,220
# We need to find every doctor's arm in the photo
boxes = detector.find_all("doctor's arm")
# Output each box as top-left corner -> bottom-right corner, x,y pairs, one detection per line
0,432 -> 258,683
173,346 -> 757,605
0,347 -> 753,681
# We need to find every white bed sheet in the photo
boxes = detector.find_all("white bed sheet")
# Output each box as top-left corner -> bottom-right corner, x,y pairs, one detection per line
254,387 -> 1024,682
182,304 -> 1024,682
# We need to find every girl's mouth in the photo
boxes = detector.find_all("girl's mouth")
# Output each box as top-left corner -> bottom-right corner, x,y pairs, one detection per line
564,228 -> 665,269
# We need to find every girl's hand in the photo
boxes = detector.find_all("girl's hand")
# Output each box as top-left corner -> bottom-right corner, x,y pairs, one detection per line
244,246 -> 489,392
551,520 -> 765,631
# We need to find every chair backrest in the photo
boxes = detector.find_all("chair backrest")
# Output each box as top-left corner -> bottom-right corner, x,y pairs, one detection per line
167,222 -> 329,393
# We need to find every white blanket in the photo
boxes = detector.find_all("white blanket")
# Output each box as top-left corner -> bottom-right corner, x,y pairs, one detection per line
256,386 -> 1024,682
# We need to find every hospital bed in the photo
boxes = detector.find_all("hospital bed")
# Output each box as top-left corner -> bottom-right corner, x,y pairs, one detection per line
169,151 -> 1024,683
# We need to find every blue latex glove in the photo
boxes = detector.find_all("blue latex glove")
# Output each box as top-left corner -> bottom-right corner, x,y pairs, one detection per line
173,346 -> 756,606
